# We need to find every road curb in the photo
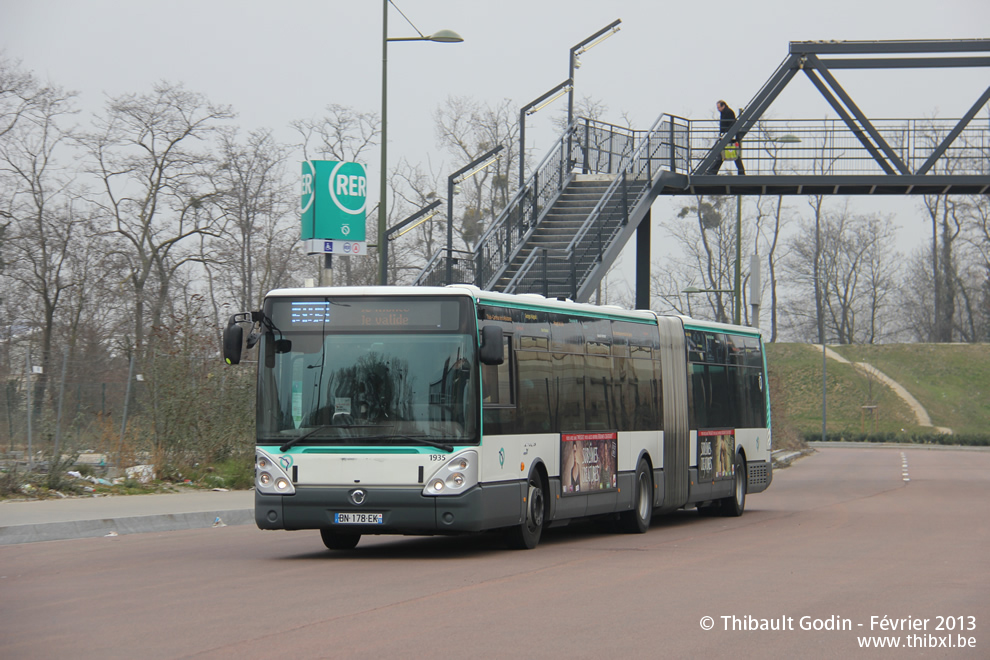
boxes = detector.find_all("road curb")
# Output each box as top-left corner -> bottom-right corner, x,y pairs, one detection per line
0,508 -> 254,546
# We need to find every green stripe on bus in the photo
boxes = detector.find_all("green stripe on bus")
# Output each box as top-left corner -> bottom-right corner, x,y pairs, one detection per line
259,446 -> 453,455
482,301 -> 656,323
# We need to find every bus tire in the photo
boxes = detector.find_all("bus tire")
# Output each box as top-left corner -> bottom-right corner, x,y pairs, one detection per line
720,453 -> 747,517
620,458 -> 653,533
320,528 -> 361,550
505,471 -> 547,550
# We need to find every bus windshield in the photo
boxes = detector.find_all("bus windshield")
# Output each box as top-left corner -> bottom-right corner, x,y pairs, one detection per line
257,296 -> 478,447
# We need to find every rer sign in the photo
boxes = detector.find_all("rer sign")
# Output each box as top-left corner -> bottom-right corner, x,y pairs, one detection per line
301,160 -> 367,243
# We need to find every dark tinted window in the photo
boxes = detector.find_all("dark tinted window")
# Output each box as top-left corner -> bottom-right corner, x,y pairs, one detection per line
686,329 -> 766,430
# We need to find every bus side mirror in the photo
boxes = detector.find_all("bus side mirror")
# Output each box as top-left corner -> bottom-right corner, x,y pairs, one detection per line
479,325 -> 504,365
223,320 -> 244,365
223,312 -> 254,365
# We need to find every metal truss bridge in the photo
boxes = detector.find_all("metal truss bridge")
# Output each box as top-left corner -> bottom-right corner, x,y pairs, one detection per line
415,39 -> 990,307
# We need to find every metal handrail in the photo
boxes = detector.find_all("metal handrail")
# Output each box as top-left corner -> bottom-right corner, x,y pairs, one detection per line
472,120 -> 575,288
688,117 -> 990,176
412,249 -> 475,287
418,113 -> 989,295
557,112 -> 673,296
413,121 -> 576,290
475,117 -> 643,288
500,246 -> 544,294
503,247 -> 573,298
502,113 -> 678,297
415,118 -> 651,289
566,112 -> 671,254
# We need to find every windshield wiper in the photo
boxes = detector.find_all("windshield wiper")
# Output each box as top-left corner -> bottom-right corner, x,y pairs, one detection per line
278,429 -> 454,453
279,425 -> 334,452
362,434 -> 454,453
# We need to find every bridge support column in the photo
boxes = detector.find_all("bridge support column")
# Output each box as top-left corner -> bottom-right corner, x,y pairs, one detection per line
635,209 -> 651,310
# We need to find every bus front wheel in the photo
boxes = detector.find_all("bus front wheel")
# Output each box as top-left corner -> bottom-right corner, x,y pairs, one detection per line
320,528 -> 361,550
505,472 -> 547,550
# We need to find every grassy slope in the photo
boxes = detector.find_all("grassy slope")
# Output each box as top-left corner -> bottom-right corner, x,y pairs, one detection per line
764,343 -> 990,439
828,344 -> 990,436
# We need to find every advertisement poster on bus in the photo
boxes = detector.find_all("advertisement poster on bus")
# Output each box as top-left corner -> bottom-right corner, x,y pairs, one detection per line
561,432 -> 618,495
698,429 -> 735,481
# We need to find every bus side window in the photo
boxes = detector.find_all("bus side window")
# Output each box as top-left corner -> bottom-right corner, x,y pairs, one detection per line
482,335 -> 514,406
516,349 -> 554,433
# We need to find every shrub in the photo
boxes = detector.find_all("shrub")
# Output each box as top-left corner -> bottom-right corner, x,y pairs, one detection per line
802,431 -> 990,446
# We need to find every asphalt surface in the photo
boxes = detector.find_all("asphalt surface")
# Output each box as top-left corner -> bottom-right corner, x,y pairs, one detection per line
0,442 -> 980,546
4,444 -> 987,660
0,489 -> 255,545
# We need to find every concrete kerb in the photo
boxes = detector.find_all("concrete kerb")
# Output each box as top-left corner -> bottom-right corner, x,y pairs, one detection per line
772,448 -> 814,468
0,508 -> 255,545
0,489 -> 255,546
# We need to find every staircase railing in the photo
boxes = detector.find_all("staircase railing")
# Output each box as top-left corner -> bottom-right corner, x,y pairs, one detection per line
505,113 -> 688,298
413,118 -> 646,288
414,249 -> 476,288
502,247 -> 573,297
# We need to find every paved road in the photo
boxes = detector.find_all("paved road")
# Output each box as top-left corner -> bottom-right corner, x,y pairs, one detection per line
1,446 -> 987,659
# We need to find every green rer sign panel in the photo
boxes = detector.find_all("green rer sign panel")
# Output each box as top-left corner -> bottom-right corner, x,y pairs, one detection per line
301,160 -> 367,241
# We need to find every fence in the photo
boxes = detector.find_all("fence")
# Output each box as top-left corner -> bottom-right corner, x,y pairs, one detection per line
0,350 -> 255,469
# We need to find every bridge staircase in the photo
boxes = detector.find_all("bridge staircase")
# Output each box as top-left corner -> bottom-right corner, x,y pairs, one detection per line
414,116 -> 678,301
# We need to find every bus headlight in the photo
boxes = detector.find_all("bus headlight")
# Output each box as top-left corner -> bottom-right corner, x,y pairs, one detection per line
423,450 -> 478,496
256,448 -> 295,495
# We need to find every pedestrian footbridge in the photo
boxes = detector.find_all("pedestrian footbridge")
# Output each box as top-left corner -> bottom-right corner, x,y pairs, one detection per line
415,39 -> 990,305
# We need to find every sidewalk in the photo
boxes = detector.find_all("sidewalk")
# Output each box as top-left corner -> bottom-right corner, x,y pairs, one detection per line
0,489 -> 255,545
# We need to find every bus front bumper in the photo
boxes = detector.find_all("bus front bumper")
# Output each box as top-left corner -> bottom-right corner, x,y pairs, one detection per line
256,482 -> 524,535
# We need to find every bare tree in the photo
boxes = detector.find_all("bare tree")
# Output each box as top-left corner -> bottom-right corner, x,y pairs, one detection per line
0,75 -> 80,419
781,206 -> 901,344
922,194 -> 971,343
433,96 -> 518,252
0,53 -> 44,143
967,194 -> 990,341
386,158 -> 446,284
551,94 -> 609,132
900,194 -> 990,343
205,127 -> 300,318
653,195 -> 746,324
751,195 -> 790,341
293,104 -> 379,164
79,82 -> 234,357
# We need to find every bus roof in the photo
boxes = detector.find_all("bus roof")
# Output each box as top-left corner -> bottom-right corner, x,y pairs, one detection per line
263,285 -> 762,337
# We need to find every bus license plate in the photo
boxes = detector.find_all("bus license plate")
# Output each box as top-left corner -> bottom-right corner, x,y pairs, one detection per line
334,512 -> 383,525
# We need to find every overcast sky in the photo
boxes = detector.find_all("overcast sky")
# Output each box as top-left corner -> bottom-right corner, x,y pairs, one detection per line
3,0 -> 989,293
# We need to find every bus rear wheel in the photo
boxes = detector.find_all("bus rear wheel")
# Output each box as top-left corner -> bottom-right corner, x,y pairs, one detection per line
320,528 -> 361,550
505,472 -> 547,550
620,458 -> 653,533
720,453 -> 747,517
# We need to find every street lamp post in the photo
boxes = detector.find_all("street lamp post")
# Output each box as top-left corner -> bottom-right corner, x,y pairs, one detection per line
735,195 -> 742,325
566,19 -> 622,131
446,145 -> 504,284
381,200 -> 442,285
519,78 -> 572,189
379,1 -> 462,286
566,19 -> 621,168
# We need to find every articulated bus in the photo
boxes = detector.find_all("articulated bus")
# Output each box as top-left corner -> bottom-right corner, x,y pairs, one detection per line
222,285 -> 772,550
